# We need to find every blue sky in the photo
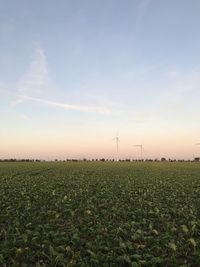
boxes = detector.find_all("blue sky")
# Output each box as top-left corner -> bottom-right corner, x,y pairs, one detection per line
1,0 -> 200,159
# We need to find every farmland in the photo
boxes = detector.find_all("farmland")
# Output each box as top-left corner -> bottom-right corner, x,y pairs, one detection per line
1,162 -> 200,266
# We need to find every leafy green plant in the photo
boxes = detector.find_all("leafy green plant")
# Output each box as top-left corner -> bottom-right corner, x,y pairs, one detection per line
0,162 -> 200,266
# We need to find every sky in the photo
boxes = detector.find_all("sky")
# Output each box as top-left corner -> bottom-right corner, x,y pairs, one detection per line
1,0 -> 200,160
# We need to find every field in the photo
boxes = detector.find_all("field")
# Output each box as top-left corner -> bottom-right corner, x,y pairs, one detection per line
1,162 -> 200,266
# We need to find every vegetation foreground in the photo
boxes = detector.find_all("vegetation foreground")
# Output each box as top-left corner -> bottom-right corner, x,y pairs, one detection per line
1,162 -> 200,266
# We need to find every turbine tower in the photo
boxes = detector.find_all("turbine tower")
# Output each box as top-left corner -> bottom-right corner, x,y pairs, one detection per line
113,132 -> 119,162
134,144 -> 143,160
194,143 -> 200,160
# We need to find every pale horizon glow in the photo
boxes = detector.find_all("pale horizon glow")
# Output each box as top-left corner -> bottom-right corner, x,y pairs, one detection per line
1,0 -> 200,160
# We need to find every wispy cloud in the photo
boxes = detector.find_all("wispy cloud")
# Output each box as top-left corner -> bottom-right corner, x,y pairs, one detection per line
13,46 -> 111,114
162,69 -> 200,104
120,64 -> 158,80
16,95 -> 111,114
134,0 -> 153,31
17,47 -> 48,96
137,0 -> 153,18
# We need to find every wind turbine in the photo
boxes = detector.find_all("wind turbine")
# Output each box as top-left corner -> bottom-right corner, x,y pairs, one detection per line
113,132 -> 119,161
134,144 -> 143,160
193,143 -> 200,160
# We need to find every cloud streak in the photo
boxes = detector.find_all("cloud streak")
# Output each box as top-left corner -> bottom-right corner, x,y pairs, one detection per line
16,95 -> 111,114
13,46 -> 111,114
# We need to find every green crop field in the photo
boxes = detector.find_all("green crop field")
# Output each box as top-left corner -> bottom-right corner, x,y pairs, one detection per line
1,162 -> 200,266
